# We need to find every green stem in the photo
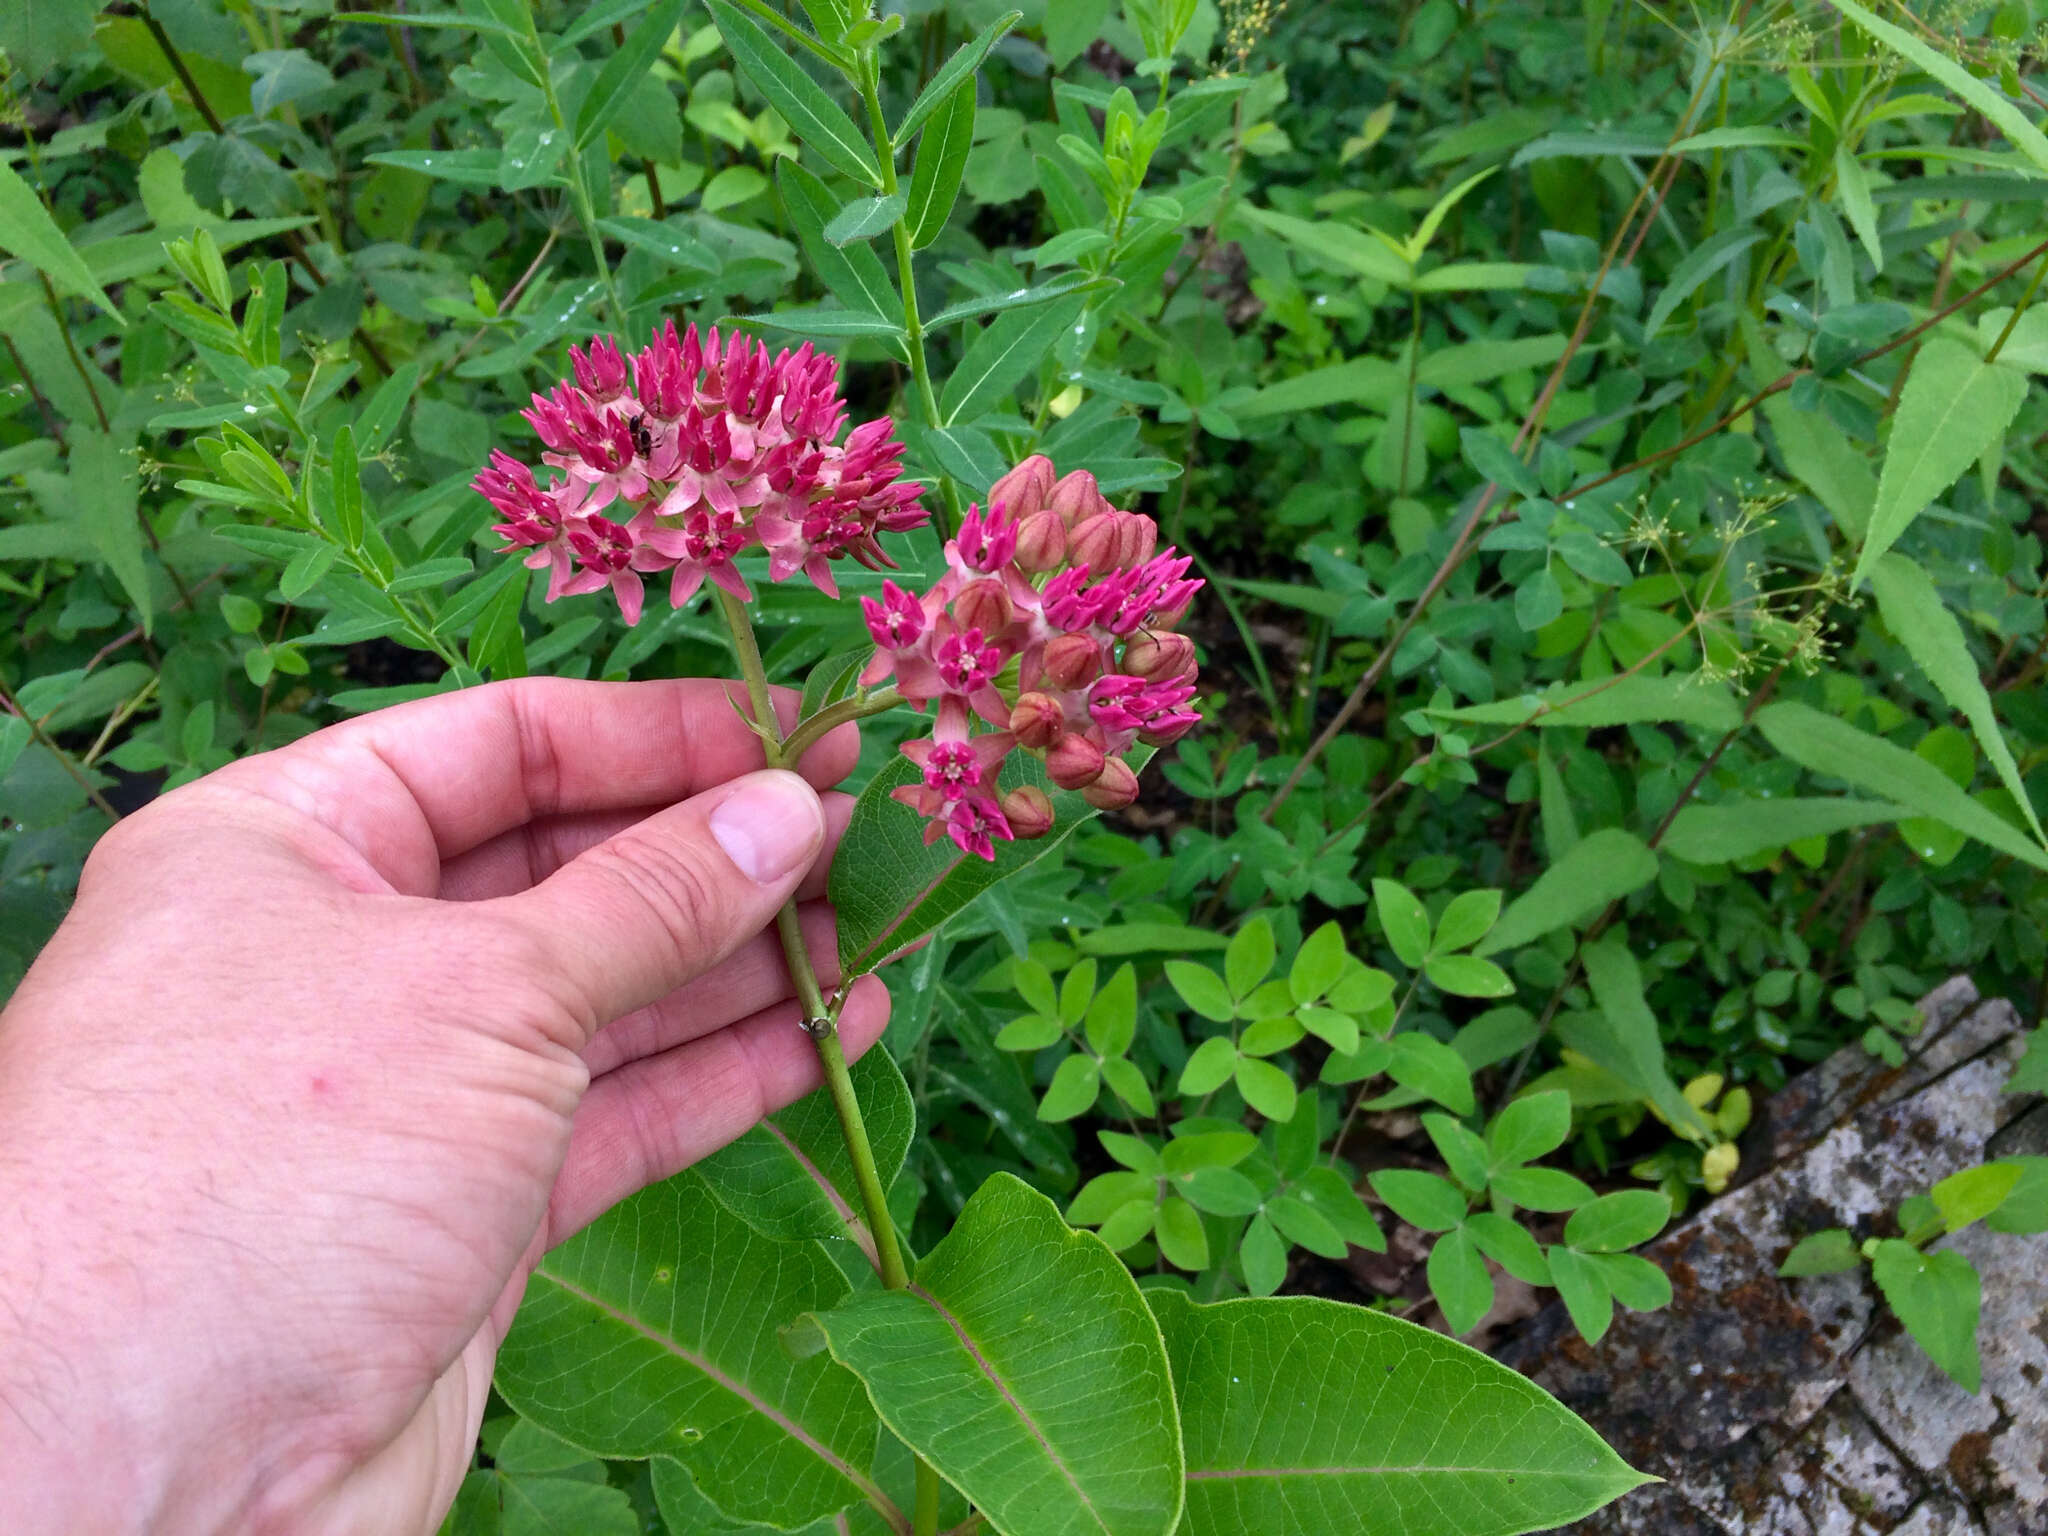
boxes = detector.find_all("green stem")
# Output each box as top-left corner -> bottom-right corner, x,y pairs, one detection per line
1985,247 -> 2048,364
521,12 -> 624,321
855,54 -> 962,537
713,588 -> 912,1299
781,685 -> 903,766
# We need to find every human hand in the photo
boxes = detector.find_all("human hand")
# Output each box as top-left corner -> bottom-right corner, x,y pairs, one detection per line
0,678 -> 889,1534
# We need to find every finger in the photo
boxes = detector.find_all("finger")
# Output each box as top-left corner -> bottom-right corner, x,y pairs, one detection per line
213,677 -> 860,895
544,976 -> 892,1247
438,791 -> 855,904
488,769 -> 825,1033
581,900 -> 840,1077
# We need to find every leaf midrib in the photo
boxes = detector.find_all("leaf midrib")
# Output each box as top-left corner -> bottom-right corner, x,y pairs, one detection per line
908,1280 -> 1115,1534
535,1269 -> 907,1534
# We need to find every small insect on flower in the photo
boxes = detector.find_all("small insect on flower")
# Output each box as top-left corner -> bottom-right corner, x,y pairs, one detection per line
473,320 -> 928,624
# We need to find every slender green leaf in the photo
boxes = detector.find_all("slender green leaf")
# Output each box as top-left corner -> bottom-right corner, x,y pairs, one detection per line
1643,225 -> 1764,337
1663,796 -> 1909,864
940,292 -> 1090,424
905,81 -> 975,250
1475,829 -> 1658,956
825,193 -> 909,246
1831,0 -> 2048,177
708,0 -> 881,188
575,0 -> 686,150
894,11 -> 1018,145
1570,939 -> 1712,1140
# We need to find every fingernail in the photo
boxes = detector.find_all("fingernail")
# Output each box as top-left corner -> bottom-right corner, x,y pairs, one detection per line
709,771 -> 821,884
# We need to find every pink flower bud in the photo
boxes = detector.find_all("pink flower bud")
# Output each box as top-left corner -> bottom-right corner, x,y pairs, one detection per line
1069,513 -> 1122,573
1009,691 -> 1065,750
1139,714 -> 1198,748
1046,731 -> 1106,790
952,577 -> 1014,638
1041,632 -> 1103,691
1119,514 -> 1159,568
1082,756 -> 1139,810
1001,785 -> 1056,839
1121,630 -> 1195,683
988,455 -> 1056,521
1048,468 -> 1111,530
1014,509 -> 1068,573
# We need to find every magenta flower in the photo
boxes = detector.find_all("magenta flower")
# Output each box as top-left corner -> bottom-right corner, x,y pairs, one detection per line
476,320 -> 927,625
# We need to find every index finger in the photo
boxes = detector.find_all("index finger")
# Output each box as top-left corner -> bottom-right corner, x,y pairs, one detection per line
213,677 -> 859,894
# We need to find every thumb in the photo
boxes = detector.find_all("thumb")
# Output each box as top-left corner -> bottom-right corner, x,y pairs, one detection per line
491,768 -> 826,1031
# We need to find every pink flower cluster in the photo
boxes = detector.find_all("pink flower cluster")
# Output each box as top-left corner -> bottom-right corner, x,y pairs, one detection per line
862,455 -> 1202,861
473,322 -> 926,623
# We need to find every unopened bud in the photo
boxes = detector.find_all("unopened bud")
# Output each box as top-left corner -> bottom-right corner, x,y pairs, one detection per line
952,577 -> 1013,638
1048,468 -> 1111,530
1001,785 -> 1055,839
1041,632 -> 1103,691
1139,712 -> 1198,748
1069,513 -> 1121,573
1120,514 -> 1159,567
1014,508 -> 1068,573
1009,691 -> 1065,750
1122,630 -> 1195,682
1046,731 -> 1106,790
1082,757 -> 1140,810
1149,593 -> 1193,632
988,455 -> 1056,521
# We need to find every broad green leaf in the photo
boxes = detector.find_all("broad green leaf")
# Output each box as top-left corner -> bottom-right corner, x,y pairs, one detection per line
1985,1156 -> 2048,1234
1931,1162 -> 2023,1234
1431,674 -> 1742,734
940,291 -> 1090,424
1870,1239 -> 1982,1393
1167,961 -> 1235,1022
1832,0 -> 2048,177
904,81 -> 974,249
0,0 -> 98,82
1237,356 -> 1403,418
575,0 -> 686,150
1084,963 -> 1138,1057
1428,1227 -> 1494,1335
1596,1253 -> 1672,1313
832,751 -> 1122,977
445,1464 -> 640,1536
1475,829 -> 1658,956
1156,1195 -> 1211,1270
495,1175 -> 895,1531
1414,333 -> 1570,391
809,1173 -> 1183,1536
1372,879 -> 1431,969
1177,1166 -> 1263,1218
1426,954 -> 1515,998
1422,1113 -> 1492,1193
1432,890 -> 1502,954
1178,1036 -> 1238,1094
1756,701 -> 2048,871
1487,1090 -> 1572,1169
1241,205 -> 1412,286
708,0 -> 881,189
1870,555 -> 2046,849
924,271 -> 1109,328
825,192 -> 909,246
1466,1212 -> 1551,1285
1289,921 -> 1349,1004
1224,915 -> 1276,998
1387,1032 -> 1475,1115
47,430 -> 151,634
1038,1053 -> 1103,1121
1267,1194 -> 1347,1259
1562,1190 -> 1670,1253
1239,1214 -> 1287,1296
1369,1169 -> 1469,1232
1643,225 -> 1765,337
694,1049 -> 914,1260
1547,1246 -> 1615,1344
1778,1229 -> 1863,1277
0,161 -> 125,324
1235,1056 -> 1298,1122
1489,1167 -> 1596,1213
1854,338 -> 2028,585
894,11 -> 1018,145
1151,1290 -> 1648,1533
649,1457 -> 872,1536
1569,939 -> 1713,1141
1662,796 -> 1909,864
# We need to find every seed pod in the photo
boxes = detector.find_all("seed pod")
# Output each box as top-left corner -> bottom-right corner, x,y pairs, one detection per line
1082,756 -> 1139,810
1001,785 -> 1055,839
1041,632 -> 1104,691
1009,691 -> 1066,750
1046,731 -> 1107,790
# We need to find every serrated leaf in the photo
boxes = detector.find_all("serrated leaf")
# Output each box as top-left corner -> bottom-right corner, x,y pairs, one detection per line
0,161 -> 124,324
693,1049 -> 914,1260
1643,224 -> 1765,337
1855,337 -> 2028,585
808,1173 -> 1184,1536
1151,1290 -> 1648,1532
495,1175 -> 895,1530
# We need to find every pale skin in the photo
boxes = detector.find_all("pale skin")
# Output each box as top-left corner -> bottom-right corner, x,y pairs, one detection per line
0,677 -> 890,1534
